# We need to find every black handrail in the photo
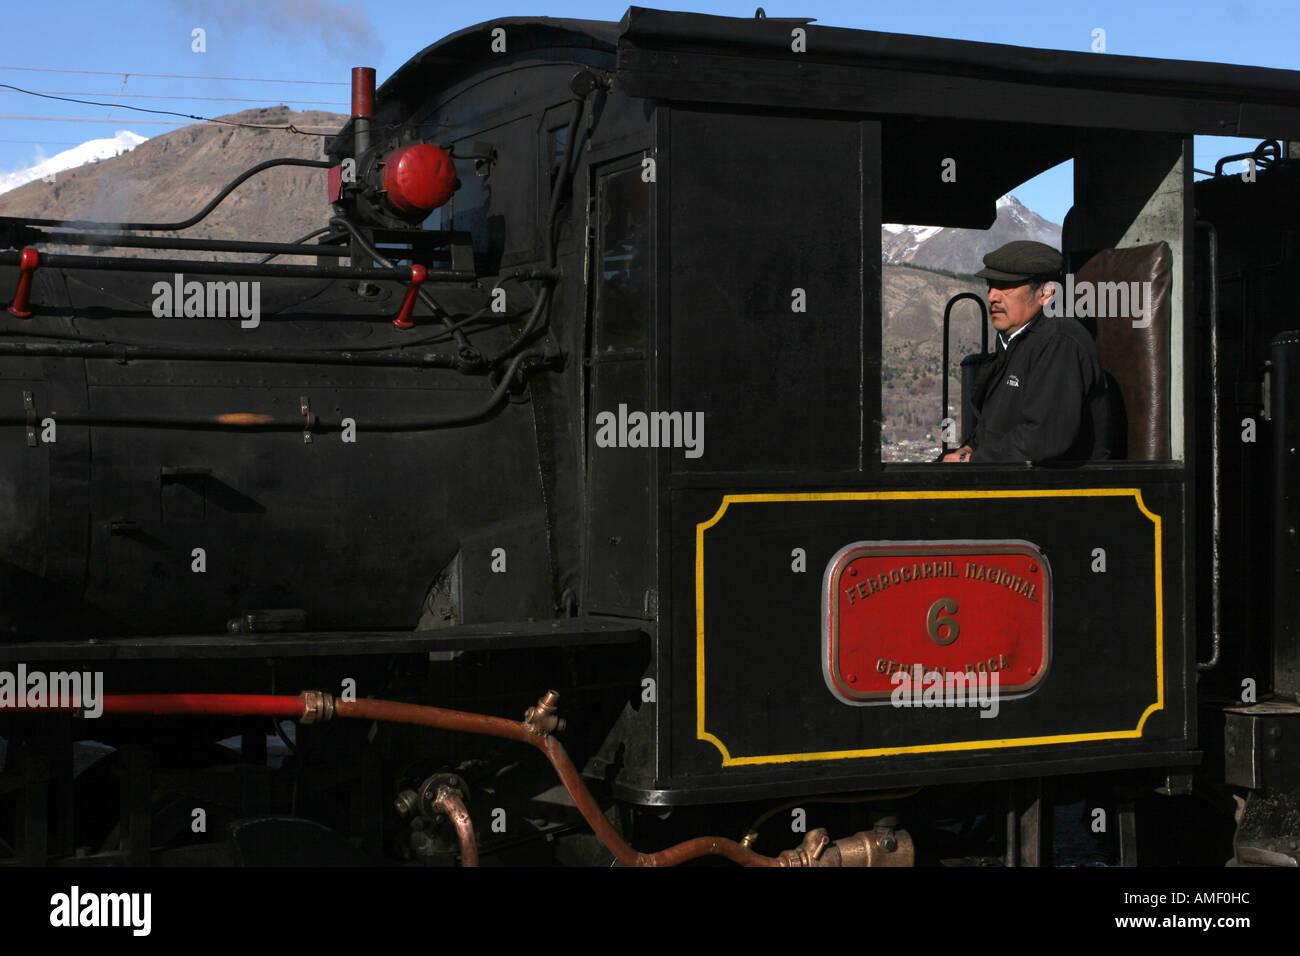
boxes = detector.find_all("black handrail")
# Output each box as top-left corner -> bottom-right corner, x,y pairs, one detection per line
940,291 -> 989,450
0,249 -> 473,283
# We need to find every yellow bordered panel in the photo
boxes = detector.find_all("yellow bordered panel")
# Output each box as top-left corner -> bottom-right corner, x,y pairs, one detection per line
694,489 -> 1164,767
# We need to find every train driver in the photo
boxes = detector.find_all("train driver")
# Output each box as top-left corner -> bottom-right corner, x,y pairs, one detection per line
941,241 -> 1110,464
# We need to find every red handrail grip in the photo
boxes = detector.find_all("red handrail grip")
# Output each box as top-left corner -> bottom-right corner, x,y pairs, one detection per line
8,248 -> 39,318
392,264 -> 427,329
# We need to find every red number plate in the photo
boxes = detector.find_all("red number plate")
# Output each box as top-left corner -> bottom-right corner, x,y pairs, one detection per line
822,541 -> 1051,703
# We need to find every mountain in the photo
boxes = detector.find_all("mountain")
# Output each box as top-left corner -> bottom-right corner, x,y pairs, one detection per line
0,131 -> 149,196
882,195 -> 1061,272
0,107 -> 346,261
883,265 -> 986,345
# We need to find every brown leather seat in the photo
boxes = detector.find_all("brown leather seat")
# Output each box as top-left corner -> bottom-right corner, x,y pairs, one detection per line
1069,242 -> 1172,460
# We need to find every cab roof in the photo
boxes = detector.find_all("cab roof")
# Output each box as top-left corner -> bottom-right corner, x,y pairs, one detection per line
372,7 -> 1300,139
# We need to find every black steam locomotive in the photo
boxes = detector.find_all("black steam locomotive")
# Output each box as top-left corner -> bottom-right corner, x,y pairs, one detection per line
0,6 -> 1296,867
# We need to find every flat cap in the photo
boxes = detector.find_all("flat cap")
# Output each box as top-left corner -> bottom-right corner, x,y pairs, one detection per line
974,240 -> 1063,282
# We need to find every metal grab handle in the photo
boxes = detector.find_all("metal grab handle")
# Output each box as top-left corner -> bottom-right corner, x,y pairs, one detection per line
940,292 -> 989,450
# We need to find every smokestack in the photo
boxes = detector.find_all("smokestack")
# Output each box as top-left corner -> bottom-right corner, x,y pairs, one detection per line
352,67 -> 375,157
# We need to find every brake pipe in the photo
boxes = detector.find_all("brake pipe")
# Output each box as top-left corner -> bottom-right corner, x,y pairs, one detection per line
0,693 -> 310,718
7,690 -> 847,865
101,694 -> 308,717
4,689 -> 785,866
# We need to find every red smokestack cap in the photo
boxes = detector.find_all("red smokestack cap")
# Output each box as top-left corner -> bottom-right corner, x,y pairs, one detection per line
351,67 -> 375,119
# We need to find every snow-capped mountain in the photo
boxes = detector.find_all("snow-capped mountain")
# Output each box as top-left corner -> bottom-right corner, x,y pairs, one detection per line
882,195 -> 1061,273
0,131 -> 148,196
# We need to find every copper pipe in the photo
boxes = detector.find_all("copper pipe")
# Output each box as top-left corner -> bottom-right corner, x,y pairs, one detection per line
639,835 -> 781,868
535,733 -> 641,865
334,697 -> 784,867
433,788 -> 479,868
337,698 -> 533,744
536,735 -> 779,867
743,789 -> 922,847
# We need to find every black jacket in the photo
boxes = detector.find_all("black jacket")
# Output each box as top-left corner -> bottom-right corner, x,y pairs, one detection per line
965,312 -> 1110,463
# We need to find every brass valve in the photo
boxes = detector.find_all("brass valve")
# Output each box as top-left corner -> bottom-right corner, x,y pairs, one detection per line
779,827 -> 915,867
523,689 -> 566,735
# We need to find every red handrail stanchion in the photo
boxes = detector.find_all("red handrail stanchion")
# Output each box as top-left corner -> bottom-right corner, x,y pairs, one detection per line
393,264 -> 427,329
8,248 -> 40,318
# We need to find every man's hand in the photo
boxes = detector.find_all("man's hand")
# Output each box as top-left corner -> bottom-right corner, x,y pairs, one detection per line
941,445 -> 973,463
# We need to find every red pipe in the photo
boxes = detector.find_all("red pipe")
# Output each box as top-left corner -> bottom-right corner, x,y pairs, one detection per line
102,694 -> 305,717
0,693 -> 305,717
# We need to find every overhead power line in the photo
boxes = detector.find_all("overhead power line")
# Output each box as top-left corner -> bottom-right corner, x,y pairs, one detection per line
0,85 -> 343,136
0,115 -> 186,125
0,66 -> 348,85
0,115 -> 339,129
17,90 -> 349,106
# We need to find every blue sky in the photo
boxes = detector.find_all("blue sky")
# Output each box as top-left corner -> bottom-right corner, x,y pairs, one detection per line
2,0 -> 1295,223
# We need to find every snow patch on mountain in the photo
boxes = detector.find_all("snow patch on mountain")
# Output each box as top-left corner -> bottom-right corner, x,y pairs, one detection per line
881,194 -> 1061,273
0,131 -> 148,196
879,223 -> 943,259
